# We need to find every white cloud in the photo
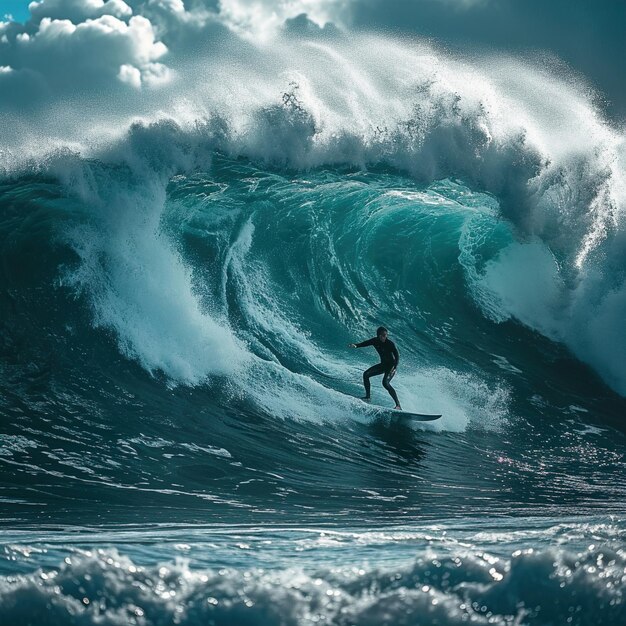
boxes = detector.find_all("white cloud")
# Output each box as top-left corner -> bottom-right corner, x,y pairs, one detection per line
0,0 -> 346,118
0,9 -> 171,104
25,14 -> 168,69
28,0 -> 133,23
0,0 -> 346,110
147,0 -> 185,13
118,61 -> 142,87
218,0 -> 341,39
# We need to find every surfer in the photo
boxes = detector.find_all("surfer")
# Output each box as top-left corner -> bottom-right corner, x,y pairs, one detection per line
348,327 -> 401,409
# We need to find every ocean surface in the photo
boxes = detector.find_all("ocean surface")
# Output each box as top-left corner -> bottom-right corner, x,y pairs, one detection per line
1,30 -> 625,626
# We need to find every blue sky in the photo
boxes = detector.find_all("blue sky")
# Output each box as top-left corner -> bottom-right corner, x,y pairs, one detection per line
1,1 -> 31,22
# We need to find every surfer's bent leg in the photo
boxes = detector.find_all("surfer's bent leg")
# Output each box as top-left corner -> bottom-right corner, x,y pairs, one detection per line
382,369 -> 400,406
363,364 -> 385,398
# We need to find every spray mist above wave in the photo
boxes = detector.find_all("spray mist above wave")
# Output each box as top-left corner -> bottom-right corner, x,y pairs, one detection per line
3,27 -> 625,396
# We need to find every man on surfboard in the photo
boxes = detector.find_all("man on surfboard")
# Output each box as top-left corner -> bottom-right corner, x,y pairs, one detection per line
348,327 -> 401,410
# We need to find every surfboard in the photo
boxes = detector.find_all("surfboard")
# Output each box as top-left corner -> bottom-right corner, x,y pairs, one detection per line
371,406 -> 442,421
345,393 -> 442,420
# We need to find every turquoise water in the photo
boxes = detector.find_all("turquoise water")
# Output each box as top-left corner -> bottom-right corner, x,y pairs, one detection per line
1,155 -> 625,624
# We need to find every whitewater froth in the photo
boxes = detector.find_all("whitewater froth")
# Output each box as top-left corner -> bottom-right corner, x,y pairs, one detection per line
56,150 -> 247,385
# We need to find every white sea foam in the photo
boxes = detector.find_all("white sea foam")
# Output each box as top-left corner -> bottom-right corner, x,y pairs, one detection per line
0,538 -> 623,626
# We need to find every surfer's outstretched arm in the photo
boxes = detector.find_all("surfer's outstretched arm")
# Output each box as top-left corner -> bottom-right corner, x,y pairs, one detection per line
348,338 -> 376,348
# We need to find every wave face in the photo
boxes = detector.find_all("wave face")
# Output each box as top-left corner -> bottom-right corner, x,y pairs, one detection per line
1,30 -> 626,626
3,33 -> 625,397
2,151 -> 625,524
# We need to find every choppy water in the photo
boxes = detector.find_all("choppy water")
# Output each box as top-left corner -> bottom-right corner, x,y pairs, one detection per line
1,27 -> 625,626
2,519 -> 625,625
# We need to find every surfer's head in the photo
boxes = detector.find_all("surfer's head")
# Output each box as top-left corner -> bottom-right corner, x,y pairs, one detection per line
377,326 -> 388,341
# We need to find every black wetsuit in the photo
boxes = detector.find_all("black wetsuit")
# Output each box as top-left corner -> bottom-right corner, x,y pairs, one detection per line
355,337 -> 400,406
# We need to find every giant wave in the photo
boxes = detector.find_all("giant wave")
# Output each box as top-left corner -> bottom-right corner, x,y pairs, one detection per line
1,27 -> 626,626
2,33 -> 624,396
